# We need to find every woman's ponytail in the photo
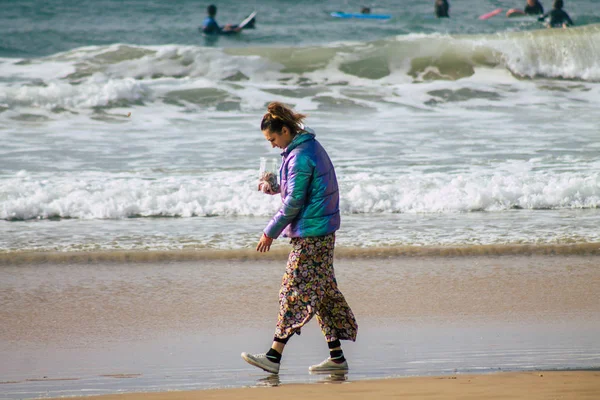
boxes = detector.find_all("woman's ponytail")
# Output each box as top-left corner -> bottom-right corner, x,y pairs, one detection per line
260,102 -> 307,135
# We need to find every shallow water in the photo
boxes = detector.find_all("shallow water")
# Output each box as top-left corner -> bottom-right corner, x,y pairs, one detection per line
1,209 -> 600,255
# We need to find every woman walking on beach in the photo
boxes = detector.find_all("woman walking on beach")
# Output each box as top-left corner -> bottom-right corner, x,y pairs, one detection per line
242,102 -> 358,375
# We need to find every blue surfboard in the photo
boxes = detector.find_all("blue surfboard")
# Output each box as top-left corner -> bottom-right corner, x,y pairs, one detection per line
330,12 -> 392,20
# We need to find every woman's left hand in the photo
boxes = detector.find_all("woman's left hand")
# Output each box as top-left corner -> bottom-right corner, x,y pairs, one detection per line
256,233 -> 273,252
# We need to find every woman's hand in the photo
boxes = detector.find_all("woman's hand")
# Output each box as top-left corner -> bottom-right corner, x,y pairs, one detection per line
256,233 -> 273,252
258,181 -> 279,195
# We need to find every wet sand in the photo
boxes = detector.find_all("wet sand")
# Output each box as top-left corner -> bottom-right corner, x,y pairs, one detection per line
1,254 -> 599,399
2,254 -> 599,343
44,371 -> 600,400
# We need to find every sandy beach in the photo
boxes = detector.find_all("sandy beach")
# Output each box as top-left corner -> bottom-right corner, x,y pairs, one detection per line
1,252 -> 600,399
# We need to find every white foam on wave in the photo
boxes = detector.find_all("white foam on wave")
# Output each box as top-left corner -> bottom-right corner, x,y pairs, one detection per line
0,76 -> 148,109
2,168 -> 598,221
0,44 -> 283,114
0,57 -> 76,82
105,45 -> 279,81
491,27 -> 600,81
342,171 -> 600,214
1,170 -> 279,221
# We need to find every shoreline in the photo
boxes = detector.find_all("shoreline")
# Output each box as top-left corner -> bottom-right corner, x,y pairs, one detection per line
40,370 -> 600,400
1,242 -> 599,264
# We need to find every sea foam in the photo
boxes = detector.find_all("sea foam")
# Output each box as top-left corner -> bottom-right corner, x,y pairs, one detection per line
2,169 -> 598,221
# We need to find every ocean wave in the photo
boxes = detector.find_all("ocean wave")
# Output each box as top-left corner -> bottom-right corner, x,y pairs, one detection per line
2,170 -> 598,221
1,25 -> 599,112
66,24 -> 600,83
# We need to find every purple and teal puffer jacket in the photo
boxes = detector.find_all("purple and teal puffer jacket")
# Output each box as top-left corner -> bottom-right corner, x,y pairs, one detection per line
264,127 -> 341,239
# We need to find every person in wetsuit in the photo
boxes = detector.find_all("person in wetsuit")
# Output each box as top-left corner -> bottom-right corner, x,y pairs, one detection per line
539,0 -> 573,27
524,0 -> 544,15
201,4 -> 242,35
434,0 -> 450,18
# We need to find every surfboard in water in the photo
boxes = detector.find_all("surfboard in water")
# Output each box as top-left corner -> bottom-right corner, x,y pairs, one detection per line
330,12 -> 391,20
199,10 -> 256,35
479,8 -> 502,20
506,8 -> 526,18
238,11 -> 257,29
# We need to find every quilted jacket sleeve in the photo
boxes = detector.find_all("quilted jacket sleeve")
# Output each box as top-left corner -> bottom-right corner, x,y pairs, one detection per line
264,153 -> 312,239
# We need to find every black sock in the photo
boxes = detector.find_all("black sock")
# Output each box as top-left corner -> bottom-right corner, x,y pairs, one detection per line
329,349 -> 346,364
266,348 -> 282,364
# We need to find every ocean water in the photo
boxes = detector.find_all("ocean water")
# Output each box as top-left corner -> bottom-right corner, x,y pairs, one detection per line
1,0 -> 600,257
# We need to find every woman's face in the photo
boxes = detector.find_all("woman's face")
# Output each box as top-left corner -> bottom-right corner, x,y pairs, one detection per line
262,126 -> 294,149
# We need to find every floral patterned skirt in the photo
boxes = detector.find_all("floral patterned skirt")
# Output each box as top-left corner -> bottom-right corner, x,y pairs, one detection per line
274,233 -> 358,342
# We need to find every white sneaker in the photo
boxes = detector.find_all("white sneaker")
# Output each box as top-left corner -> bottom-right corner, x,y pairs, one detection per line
241,352 -> 280,374
308,357 -> 349,373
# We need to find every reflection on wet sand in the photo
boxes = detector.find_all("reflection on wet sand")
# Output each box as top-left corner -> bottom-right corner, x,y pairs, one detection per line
254,375 -> 280,387
313,372 -> 348,384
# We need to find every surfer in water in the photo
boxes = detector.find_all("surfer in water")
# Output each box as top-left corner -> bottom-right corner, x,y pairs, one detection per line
538,0 -> 573,27
201,4 -> 254,35
434,0 -> 450,18
506,0 -> 543,17
524,0 -> 544,15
